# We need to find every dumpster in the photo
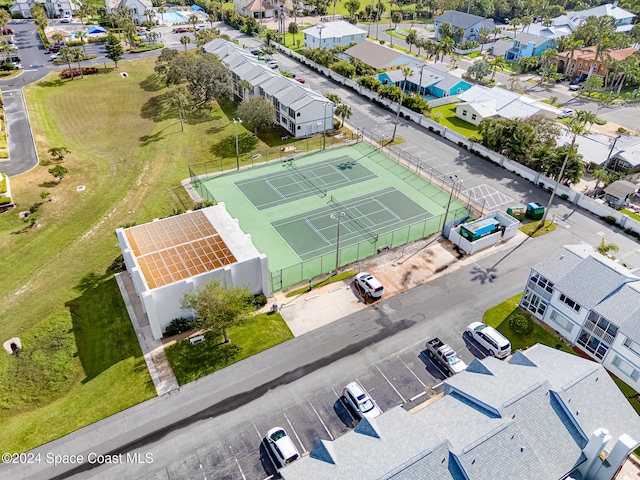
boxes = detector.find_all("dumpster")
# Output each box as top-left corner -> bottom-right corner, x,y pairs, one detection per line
526,202 -> 545,220
506,205 -> 526,221
460,217 -> 500,241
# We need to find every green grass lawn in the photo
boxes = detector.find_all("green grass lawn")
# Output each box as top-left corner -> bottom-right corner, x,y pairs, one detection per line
519,220 -> 557,237
622,209 -> 640,222
429,104 -> 481,139
0,58 -> 280,453
165,312 -> 294,385
482,293 -> 573,354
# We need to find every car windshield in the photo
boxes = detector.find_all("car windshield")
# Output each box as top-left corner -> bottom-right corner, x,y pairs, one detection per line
359,399 -> 375,412
447,353 -> 460,365
270,430 -> 286,441
476,324 -> 487,332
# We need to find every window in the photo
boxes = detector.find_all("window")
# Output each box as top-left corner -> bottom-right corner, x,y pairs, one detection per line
522,289 -> 547,317
297,125 -> 300,130
559,293 -> 580,312
462,109 -> 467,116
612,355 -> 640,381
296,112 -> 300,117
577,313 -> 619,361
624,337 -> 640,356
549,310 -> 573,333
471,114 -> 477,120
528,272 -> 554,297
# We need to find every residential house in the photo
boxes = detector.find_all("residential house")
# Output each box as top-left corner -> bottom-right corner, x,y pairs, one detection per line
105,0 -> 152,25
434,10 -> 494,43
603,180 -> 637,207
233,0 -> 276,19
11,0 -> 78,18
556,130 -> 640,170
343,41 -> 415,71
557,46 -> 638,79
281,344 -> 640,480
552,2 -> 636,33
303,20 -> 366,49
378,62 -> 471,98
505,32 -> 556,62
608,138 -> 640,171
525,23 -> 573,39
455,85 -> 560,125
521,244 -> 640,392
203,39 -> 334,138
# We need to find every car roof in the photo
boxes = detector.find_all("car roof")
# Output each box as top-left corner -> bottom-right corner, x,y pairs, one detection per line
267,427 -> 298,458
345,381 -> 366,397
357,272 -> 382,286
468,321 -> 484,330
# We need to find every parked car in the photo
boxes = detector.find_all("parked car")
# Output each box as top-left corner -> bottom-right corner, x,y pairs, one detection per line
50,53 -> 62,61
355,272 -> 384,298
342,382 -> 381,419
267,60 -> 278,69
250,49 -> 261,55
173,27 -> 189,33
558,108 -> 574,118
0,28 -> 14,35
265,427 -> 300,468
425,337 -> 467,376
195,25 -> 207,31
569,84 -> 584,91
466,321 -> 511,359
294,77 -> 305,83
60,15 -> 72,23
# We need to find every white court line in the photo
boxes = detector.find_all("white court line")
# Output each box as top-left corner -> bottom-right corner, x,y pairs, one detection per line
199,463 -> 208,480
397,355 -> 426,387
235,458 -> 247,480
264,178 -> 286,199
375,365 -> 407,403
306,218 -> 331,244
283,412 -> 306,453
308,400 -> 334,440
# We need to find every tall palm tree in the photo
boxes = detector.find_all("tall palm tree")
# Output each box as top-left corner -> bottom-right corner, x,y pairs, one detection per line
490,55 -> 505,80
59,47 -> 74,80
145,9 -> 155,23
510,17 -> 520,35
180,35 -> 191,51
391,66 -> 414,142
439,37 -> 454,62
157,6 -> 166,23
520,15 -> 531,33
189,14 -> 198,32
208,12 -> 218,28
76,31 -> 87,57
477,26 -> 490,53
71,47 -> 84,78
171,86 -> 190,132
52,32 -> 64,45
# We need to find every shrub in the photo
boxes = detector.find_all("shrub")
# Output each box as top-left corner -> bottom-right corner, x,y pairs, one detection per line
0,173 -> 5,192
251,293 -> 268,309
0,196 -> 11,205
129,43 -> 164,53
560,193 -> 569,200
509,310 -> 533,335
164,317 -> 195,336
605,216 -> 616,224
60,67 -> 99,79
0,151 -> 7,159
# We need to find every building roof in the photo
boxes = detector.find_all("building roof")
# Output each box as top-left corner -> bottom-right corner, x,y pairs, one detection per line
525,23 -> 572,39
457,85 -> 560,119
435,10 -> 486,29
459,99 -> 497,118
243,0 -> 276,13
280,345 -> 640,480
604,179 -> 638,199
612,138 -> 640,167
573,3 -> 635,22
345,41 -> 410,70
514,31 -> 551,48
122,209 -> 238,290
303,20 -> 366,39
558,46 -> 638,63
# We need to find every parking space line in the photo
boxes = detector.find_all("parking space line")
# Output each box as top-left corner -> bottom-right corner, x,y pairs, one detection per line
397,355 -> 426,387
253,423 -> 262,440
283,411 -> 306,453
235,458 -> 247,480
308,400 -> 334,440
433,381 -> 444,388
331,387 -> 340,397
198,463 -> 208,480
375,365 -> 407,403
410,391 -> 427,402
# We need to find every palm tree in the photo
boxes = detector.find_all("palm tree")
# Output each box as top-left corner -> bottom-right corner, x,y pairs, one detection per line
157,6 -> 166,23
70,47 -> 84,78
406,30 -> 418,52
59,47 -> 75,80
180,35 -> 191,51
596,238 -> 619,257
424,40 -> 438,60
391,66 -> 413,142
76,31 -> 87,57
52,32 -> 64,45
439,37 -> 454,62
335,103 -> 352,127
489,55 -> 505,80
189,14 -> 198,32
208,12 -> 218,28
450,52 -> 462,68
0,9 -> 10,32
478,26 -> 490,53
145,9 -> 155,23
147,31 -> 159,44
521,15 -> 531,33
510,17 -> 521,35
261,44 -> 276,59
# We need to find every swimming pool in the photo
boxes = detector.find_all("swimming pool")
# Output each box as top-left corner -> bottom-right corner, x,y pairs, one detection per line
161,11 -> 187,23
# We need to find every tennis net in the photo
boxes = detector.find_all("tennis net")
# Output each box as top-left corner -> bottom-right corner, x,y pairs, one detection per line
329,195 -> 379,243
289,163 -> 327,197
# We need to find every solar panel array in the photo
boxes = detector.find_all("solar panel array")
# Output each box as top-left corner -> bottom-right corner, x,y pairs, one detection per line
125,210 -> 236,289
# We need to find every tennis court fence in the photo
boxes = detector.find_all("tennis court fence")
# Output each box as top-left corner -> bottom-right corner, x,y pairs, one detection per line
270,206 -> 467,291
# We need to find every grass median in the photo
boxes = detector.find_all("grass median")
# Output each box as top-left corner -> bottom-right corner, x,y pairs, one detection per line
0,57 -> 274,452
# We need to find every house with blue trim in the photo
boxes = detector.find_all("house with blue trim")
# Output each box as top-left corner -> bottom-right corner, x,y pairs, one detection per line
378,62 -> 471,98
505,32 -> 556,62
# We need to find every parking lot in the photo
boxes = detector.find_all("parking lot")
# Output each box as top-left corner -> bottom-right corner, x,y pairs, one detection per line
132,336 -> 488,480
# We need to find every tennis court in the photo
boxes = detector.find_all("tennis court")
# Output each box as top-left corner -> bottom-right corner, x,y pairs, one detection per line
272,187 -> 434,261
234,155 -> 378,210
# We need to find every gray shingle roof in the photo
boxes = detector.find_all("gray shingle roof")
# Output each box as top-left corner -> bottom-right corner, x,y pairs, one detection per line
592,283 -> 640,338
281,345 -> 640,480
345,41 -> 404,70
531,245 -> 587,285
435,10 -> 485,29
514,31 -> 550,47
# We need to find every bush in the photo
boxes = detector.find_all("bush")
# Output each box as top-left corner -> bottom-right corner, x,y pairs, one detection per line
333,118 -> 341,130
605,216 -> 617,224
560,193 -> 569,200
164,317 -> 195,337
0,151 -> 8,159
0,172 -> 6,193
0,196 -> 11,205
129,43 -> 164,53
60,67 -> 99,79
509,310 -> 533,335
251,293 -> 268,309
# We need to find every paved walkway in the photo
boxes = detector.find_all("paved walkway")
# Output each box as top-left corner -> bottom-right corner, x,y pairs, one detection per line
0,87 -> 39,176
115,273 -> 179,396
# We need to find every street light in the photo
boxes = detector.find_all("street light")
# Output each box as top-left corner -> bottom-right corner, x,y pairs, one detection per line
330,211 -> 346,280
233,118 -> 242,170
418,64 -> 426,97
442,175 -> 461,232
322,101 -> 330,150
317,23 -> 325,49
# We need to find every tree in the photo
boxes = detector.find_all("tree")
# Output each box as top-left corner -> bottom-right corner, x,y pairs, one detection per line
344,0 -> 360,18
478,26 -> 490,53
49,165 -> 69,182
180,35 -> 191,51
76,31 -> 88,57
438,37 -> 454,62
467,59 -> 490,80
489,55 -> 505,80
70,48 -> 85,79
189,14 -> 199,32
52,32 -> 64,45
335,103 -> 352,127
185,56 -> 232,106
288,21 -> 299,46
438,21 -> 454,40
170,86 -> 190,132
454,27 -> 465,43
59,47 -> 75,80
180,281 -> 254,344
208,12 -> 218,28
157,6 -> 166,22
406,30 -> 418,52
260,44 -> 276,59
391,11 -> 402,33
584,75 -> 603,95
391,66 -> 413,142
237,95 -> 276,134
105,33 -> 124,68
48,147 -> 70,162
596,238 -> 619,257
331,60 -> 356,78
325,93 -> 341,105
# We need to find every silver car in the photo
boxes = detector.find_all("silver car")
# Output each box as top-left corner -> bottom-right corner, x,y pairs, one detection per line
342,382 -> 381,419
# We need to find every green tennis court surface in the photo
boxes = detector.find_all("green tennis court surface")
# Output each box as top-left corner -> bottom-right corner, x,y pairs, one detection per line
234,155 -> 377,210
272,187 -> 434,261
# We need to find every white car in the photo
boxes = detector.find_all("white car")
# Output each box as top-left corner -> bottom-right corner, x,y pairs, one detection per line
50,53 -> 62,61
267,60 -> 278,69
557,108 -> 573,118
265,427 -> 299,468
355,272 -> 384,298
466,321 -> 511,359
60,15 -> 72,23
569,84 -> 583,91
342,382 -> 381,419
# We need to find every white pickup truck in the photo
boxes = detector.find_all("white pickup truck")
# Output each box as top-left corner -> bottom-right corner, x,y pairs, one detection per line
425,337 -> 467,376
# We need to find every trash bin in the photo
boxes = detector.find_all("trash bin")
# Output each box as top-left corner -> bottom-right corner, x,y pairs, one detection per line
272,303 -> 278,313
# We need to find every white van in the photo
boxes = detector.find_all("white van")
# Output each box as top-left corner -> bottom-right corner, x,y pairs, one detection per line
466,322 -> 511,359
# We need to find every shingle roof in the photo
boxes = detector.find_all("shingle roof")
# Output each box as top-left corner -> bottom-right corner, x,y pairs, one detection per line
604,179 -> 637,199
281,345 -> 640,480
593,283 -> 640,338
303,20 -> 366,39
514,31 -> 550,47
345,41 -> 405,70
435,10 -> 486,29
